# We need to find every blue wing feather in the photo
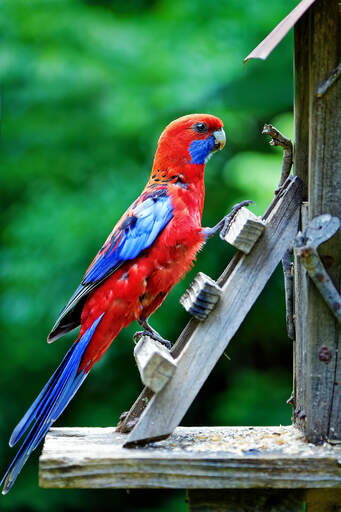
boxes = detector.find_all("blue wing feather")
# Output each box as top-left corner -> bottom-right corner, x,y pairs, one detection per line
83,190 -> 173,285
48,187 -> 173,342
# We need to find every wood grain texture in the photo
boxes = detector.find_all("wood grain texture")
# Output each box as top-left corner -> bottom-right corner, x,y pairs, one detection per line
223,207 -> 265,254
124,177 -> 301,444
134,337 -> 177,393
39,426 -> 341,489
294,11 -> 310,200
293,204 -> 309,432
294,0 -> 341,443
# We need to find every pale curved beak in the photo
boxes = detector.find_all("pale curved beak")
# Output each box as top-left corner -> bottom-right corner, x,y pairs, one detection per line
212,128 -> 226,150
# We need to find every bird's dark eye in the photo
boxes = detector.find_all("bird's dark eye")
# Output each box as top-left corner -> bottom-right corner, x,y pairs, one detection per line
194,122 -> 208,133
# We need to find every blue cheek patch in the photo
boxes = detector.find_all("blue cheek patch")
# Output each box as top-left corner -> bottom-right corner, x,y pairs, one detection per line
189,136 -> 216,164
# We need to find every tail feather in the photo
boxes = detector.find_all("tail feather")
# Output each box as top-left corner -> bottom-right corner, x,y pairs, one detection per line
1,314 -> 103,495
10,345 -> 74,447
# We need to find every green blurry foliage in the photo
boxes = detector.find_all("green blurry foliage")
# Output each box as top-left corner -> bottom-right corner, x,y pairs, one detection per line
213,368 -> 292,426
0,0 -> 297,510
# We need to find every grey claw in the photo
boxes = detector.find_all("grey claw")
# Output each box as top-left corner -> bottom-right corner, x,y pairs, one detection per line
133,330 -> 144,342
220,200 -> 255,239
133,330 -> 171,350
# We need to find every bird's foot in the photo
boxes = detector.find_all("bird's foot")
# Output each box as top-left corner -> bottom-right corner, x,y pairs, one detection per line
133,328 -> 171,350
219,200 -> 255,238
204,200 -> 254,240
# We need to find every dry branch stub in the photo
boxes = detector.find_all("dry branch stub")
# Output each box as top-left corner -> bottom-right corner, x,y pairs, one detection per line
295,214 -> 341,325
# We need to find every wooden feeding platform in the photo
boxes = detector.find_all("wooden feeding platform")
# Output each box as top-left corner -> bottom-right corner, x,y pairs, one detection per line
40,426 -> 341,490
39,1 -> 341,509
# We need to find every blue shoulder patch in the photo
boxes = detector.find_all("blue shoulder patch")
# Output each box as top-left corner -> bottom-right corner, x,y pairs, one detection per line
82,190 -> 173,285
189,136 -> 215,164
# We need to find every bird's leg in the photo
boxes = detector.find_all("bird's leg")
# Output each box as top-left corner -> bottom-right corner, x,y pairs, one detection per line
203,200 -> 254,240
133,319 -> 171,350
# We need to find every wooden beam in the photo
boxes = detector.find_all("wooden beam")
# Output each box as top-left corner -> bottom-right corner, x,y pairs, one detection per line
305,489 -> 341,512
187,489 -> 341,512
121,177 -> 301,445
294,0 -> 341,443
39,426 -> 341,489
187,490 -> 305,512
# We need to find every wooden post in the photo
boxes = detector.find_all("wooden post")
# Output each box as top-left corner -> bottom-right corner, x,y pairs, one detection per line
294,0 -> 341,443
294,9 -> 310,201
187,490 -> 305,512
188,489 -> 341,512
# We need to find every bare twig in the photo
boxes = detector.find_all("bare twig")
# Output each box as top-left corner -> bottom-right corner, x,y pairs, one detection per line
262,124 -> 293,193
263,124 -> 295,339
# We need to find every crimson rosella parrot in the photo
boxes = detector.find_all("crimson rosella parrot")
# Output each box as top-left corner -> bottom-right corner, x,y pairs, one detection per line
2,113 -> 235,494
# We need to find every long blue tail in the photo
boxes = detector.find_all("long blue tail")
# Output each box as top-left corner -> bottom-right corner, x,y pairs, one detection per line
1,314 -> 103,495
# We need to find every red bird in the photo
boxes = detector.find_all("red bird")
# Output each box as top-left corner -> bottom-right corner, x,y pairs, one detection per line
2,113 -> 231,493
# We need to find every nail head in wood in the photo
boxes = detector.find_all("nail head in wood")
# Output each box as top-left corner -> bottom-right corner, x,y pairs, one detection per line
180,272 -> 222,321
134,336 -> 177,393
223,207 -> 265,254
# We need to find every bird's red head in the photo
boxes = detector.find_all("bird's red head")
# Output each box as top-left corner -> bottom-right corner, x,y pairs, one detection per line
152,114 -> 226,180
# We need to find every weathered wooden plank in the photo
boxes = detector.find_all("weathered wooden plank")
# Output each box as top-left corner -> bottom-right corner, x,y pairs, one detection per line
134,336 -> 177,393
124,177 -> 302,445
187,490 -> 305,512
292,13 -> 309,422
293,203 -> 309,431
294,0 -> 341,443
39,426 -> 341,489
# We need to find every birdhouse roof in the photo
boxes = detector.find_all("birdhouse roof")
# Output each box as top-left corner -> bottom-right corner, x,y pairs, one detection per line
244,0 -> 317,62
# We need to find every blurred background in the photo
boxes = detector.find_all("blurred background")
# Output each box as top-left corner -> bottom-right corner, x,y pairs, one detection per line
0,0 -> 298,510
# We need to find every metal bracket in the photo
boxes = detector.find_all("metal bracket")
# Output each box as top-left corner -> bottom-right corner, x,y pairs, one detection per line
294,214 -> 341,324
